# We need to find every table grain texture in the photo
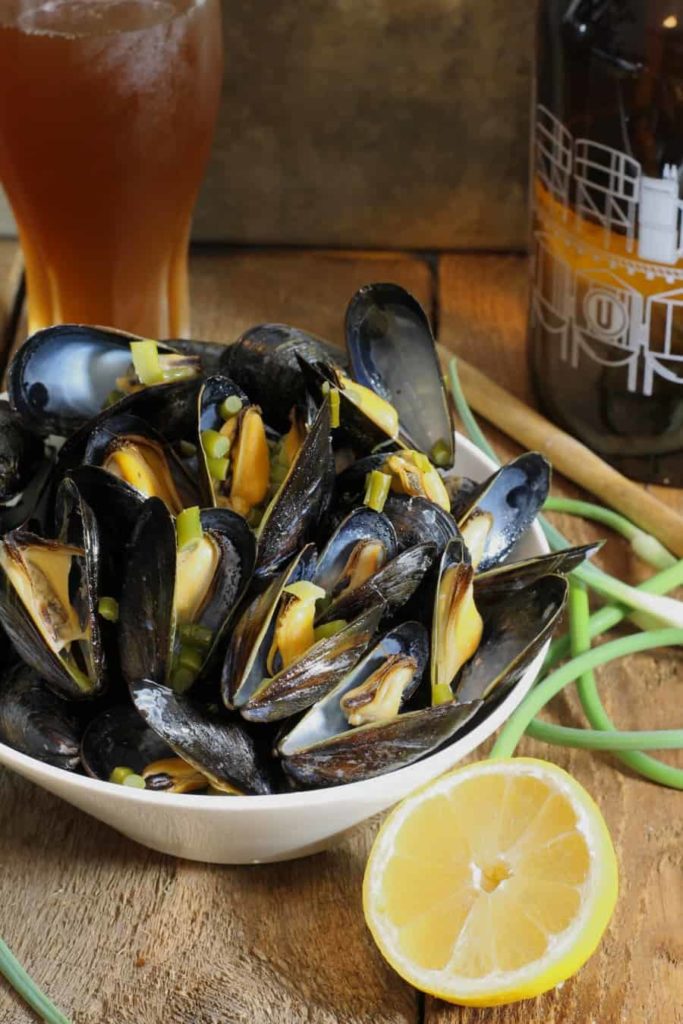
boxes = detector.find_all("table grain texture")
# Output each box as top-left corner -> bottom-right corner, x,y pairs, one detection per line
0,243 -> 681,1024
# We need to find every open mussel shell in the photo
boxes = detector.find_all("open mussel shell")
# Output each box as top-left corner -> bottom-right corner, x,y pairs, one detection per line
345,283 -> 454,468
196,375 -> 250,507
81,705 -> 173,783
454,574 -> 568,704
119,497 -> 256,690
278,622 -> 478,787
314,506 -> 397,594
130,679 -> 274,794
8,324 -> 217,437
223,544 -> 384,722
383,494 -> 461,556
475,543 -> 601,598
219,324 -> 346,431
0,662 -> 82,770
83,411 -> 200,513
297,355 -> 403,456
255,396 -> 334,578
457,453 -> 551,572
316,542 -> 437,626
0,476 -> 105,699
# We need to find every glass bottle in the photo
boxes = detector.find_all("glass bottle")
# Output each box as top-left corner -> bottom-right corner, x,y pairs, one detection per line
530,0 -> 683,485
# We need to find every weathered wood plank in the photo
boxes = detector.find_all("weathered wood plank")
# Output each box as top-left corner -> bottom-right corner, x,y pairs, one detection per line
0,249 -> 432,1024
429,254 -> 683,1024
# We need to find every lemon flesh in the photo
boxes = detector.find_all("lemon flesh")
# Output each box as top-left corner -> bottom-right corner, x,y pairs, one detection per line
363,757 -> 618,1006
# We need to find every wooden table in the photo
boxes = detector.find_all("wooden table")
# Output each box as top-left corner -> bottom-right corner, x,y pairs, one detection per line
0,244 -> 681,1024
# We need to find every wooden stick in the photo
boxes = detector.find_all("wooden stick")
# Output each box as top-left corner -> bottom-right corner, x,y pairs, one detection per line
451,355 -> 683,559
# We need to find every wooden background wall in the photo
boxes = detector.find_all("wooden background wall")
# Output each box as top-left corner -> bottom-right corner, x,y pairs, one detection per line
0,0 -> 535,249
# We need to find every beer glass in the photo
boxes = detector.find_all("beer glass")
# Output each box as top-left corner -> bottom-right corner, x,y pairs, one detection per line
0,0 -> 223,338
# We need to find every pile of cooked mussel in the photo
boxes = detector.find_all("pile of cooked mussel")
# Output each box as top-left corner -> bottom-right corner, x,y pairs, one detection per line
0,283 -> 596,795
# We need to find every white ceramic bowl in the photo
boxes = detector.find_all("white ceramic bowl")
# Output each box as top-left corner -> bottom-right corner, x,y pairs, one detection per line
0,434 -> 549,863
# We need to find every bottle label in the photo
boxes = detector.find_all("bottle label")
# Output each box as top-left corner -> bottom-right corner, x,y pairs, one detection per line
532,104 -> 683,398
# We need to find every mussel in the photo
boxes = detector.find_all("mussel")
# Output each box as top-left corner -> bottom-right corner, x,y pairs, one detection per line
223,545 -> 384,722
0,476 -> 105,699
278,622 -> 478,787
119,497 -> 256,692
456,453 -> 551,571
8,325 -> 222,436
130,680 -> 274,794
0,401 -> 44,503
0,662 -> 81,770
345,283 -> 455,468
84,412 -> 199,514
219,324 -> 346,431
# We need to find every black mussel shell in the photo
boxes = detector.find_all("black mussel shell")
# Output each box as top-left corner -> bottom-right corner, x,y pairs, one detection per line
130,679 -> 274,795
222,545 -> 317,709
314,506 -> 398,594
196,374 -> 250,507
316,542 -> 437,625
454,574 -> 568,704
119,497 -> 256,689
0,477 -> 105,699
64,466 -> 144,597
8,325 -> 210,436
278,622 -> 479,787
0,401 -> 44,503
255,397 -> 334,578
457,453 -> 551,571
383,494 -> 461,556
345,283 -> 454,468
219,324 -> 346,431
475,543 -> 601,598
81,705 -> 173,782
0,662 -> 81,770
0,451 -> 57,537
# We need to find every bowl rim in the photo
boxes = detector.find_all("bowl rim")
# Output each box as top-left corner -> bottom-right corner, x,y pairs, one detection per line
0,432 -> 550,812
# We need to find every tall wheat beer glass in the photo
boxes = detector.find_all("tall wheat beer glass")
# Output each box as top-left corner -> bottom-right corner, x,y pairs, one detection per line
0,1 -> 223,337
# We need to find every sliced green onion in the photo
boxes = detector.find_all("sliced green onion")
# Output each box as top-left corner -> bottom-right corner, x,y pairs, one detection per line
313,619 -> 347,642
176,506 -> 203,550
177,645 -> 204,673
430,438 -> 451,468
544,496 -> 676,571
329,388 -> 341,429
219,395 -> 243,420
364,469 -> 392,513
170,666 -> 196,694
201,429 -> 230,459
0,938 -> 72,1024
109,766 -> 134,785
178,623 -> 213,649
130,339 -> 164,386
97,596 -> 119,623
208,456 -> 230,482
412,451 -> 432,473
122,773 -> 146,789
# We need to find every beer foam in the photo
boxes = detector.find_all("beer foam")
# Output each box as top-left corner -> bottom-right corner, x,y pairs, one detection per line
9,0 -> 199,39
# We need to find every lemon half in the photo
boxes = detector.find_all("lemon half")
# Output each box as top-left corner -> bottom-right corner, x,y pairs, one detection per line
363,757 -> 618,1006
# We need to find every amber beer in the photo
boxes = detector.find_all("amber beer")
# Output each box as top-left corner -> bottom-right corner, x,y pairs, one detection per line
0,0 -> 223,337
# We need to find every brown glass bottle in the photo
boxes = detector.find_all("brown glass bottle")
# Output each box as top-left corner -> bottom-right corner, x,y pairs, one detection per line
530,0 -> 683,485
